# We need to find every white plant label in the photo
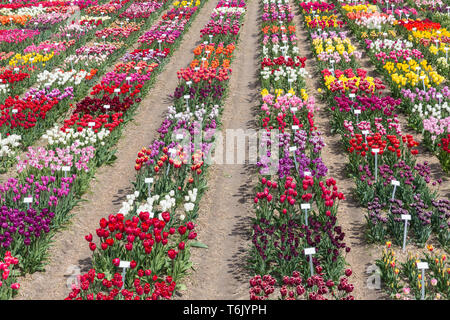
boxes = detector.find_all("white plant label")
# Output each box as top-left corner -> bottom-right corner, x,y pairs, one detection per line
292,125 -> 299,130
289,146 -> 297,152
391,180 -> 400,186
145,178 -> 154,184
24,197 -> 33,203
417,262 -> 428,270
301,203 -> 311,210
304,248 -> 316,255
401,214 -> 411,221
119,261 -> 130,268
88,122 -> 95,127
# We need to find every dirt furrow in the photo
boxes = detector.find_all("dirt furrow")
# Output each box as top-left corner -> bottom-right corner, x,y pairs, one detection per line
14,0 -> 219,300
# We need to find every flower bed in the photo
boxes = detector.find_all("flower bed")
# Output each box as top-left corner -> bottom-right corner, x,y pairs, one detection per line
65,0 -> 249,300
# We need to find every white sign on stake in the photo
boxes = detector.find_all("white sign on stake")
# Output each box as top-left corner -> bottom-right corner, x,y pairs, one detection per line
362,130 -> 369,143
301,203 -> 310,226
354,109 -> 361,122
88,122 -> 95,127
304,247 -> 316,277
372,149 -> 380,181
401,214 -> 411,252
24,197 -> 33,210
62,166 -> 70,178
292,125 -> 299,130
119,260 -> 130,290
145,177 -> 153,197
417,262 -> 428,300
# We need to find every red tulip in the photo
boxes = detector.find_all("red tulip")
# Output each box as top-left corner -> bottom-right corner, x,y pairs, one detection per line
186,222 -> 195,230
188,232 -> 197,240
178,225 -> 187,235
168,249 -> 178,259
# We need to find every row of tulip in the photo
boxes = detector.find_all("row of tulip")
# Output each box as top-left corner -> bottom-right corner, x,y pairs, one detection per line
337,2 -> 450,173
0,1 -> 110,54
298,0 -> 448,299
64,0 -> 249,300
248,0 -> 354,301
0,0 -> 204,299
403,0 -> 449,29
0,0 -> 171,173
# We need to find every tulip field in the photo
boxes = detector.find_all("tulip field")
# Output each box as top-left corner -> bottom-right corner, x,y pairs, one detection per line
0,0 -> 448,302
